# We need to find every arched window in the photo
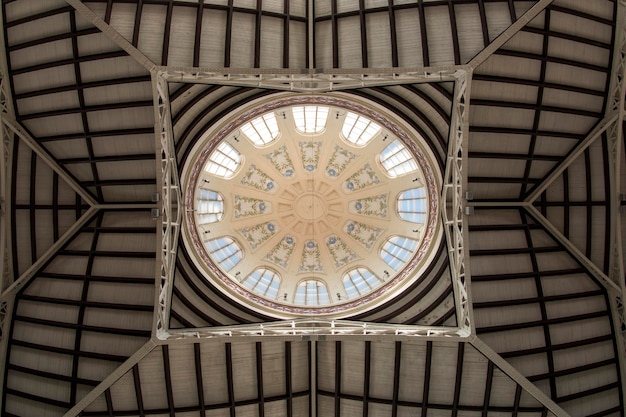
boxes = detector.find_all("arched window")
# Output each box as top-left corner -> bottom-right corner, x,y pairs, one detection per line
204,142 -> 241,178
243,268 -> 281,299
205,237 -> 243,272
397,188 -> 427,223
380,236 -> 419,271
341,112 -> 381,146
342,268 -> 382,299
292,105 -> 329,133
294,280 -> 330,306
379,139 -> 418,177
240,113 -> 280,146
196,189 -> 224,225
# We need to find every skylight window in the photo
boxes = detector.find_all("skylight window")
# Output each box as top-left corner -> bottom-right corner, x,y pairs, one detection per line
341,112 -> 381,146
380,236 -> 419,271
292,106 -> 329,134
243,268 -> 281,299
294,280 -> 330,306
342,268 -> 382,299
397,188 -> 427,223
380,139 -> 418,177
196,189 -> 224,225
240,113 -> 280,146
205,237 -> 243,272
205,142 -> 241,178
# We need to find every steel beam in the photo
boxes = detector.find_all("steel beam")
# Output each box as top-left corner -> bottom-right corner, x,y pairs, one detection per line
470,337 -> 570,417
161,319 -> 472,342
526,205 -> 620,293
64,0 -> 155,72
62,339 -> 156,417
469,0 -> 554,69
158,66 -> 466,92
525,115 -> 618,204
152,72 -> 181,341
604,0 -> 626,402
0,206 -> 98,301
442,69 -> 474,335
2,118 -> 97,206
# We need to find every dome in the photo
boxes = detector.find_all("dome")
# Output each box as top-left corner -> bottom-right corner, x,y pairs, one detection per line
182,95 -> 443,317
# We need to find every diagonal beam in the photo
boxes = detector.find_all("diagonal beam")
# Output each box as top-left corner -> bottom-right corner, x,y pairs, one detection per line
470,337 -> 570,417
525,115 -> 617,203
64,0 -> 155,72
2,118 -> 98,206
62,339 -> 157,417
525,205 -> 620,293
469,0 -> 554,69
0,206 -> 98,301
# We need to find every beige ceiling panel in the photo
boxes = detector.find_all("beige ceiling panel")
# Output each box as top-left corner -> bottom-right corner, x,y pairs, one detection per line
108,2 -> 137,41
478,326 -> 547,354
137,4 -> 167,64
471,79 -> 538,104
259,16 -> 283,68
455,4 -> 485,64
365,12 -> 393,68
485,2 -> 514,43
424,5 -> 455,66
4,0 -> 66,22
472,277 -> 538,304
395,9 -> 424,68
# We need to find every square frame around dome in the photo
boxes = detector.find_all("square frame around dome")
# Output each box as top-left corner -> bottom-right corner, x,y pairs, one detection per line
153,68 -> 473,341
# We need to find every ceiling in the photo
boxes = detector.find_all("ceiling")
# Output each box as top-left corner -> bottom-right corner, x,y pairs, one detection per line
0,0 -> 624,416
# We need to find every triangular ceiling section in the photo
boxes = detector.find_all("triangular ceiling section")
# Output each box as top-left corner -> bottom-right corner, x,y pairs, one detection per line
313,0 -> 539,68
469,0 -> 614,201
80,0 -> 541,69
81,340 -> 311,416
3,209 -> 157,416
533,136 -> 611,276
468,207 -> 622,416
78,339 -> 561,417
10,143 -> 89,280
4,0 -> 155,204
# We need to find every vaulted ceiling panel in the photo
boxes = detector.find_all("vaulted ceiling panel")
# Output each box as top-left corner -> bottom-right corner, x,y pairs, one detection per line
3,209 -> 156,416
534,137 -> 610,274
470,1 -> 614,202
314,0 -> 540,68
81,340 -> 311,417
11,142 -> 87,279
469,208 -> 621,417
82,0 -> 308,68
315,339 -> 554,417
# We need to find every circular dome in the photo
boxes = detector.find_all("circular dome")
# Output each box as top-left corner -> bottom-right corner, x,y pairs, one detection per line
182,94 -> 443,318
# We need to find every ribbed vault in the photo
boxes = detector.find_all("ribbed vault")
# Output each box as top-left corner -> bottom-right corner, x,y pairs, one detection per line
0,1 -> 624,417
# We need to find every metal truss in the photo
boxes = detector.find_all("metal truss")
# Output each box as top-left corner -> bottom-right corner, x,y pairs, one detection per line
442,70 -> 473,336
606,0 -> 626,397
0,57 -> 12,294
154,73 -> 182,340
164,319 -> 472,341
159,66 -> 462,92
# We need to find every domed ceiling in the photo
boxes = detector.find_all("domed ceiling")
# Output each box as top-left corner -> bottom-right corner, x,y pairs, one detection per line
182,95 -> 442,317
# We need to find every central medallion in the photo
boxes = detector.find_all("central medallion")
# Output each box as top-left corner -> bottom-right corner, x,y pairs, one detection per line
294,192 -> 326,221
